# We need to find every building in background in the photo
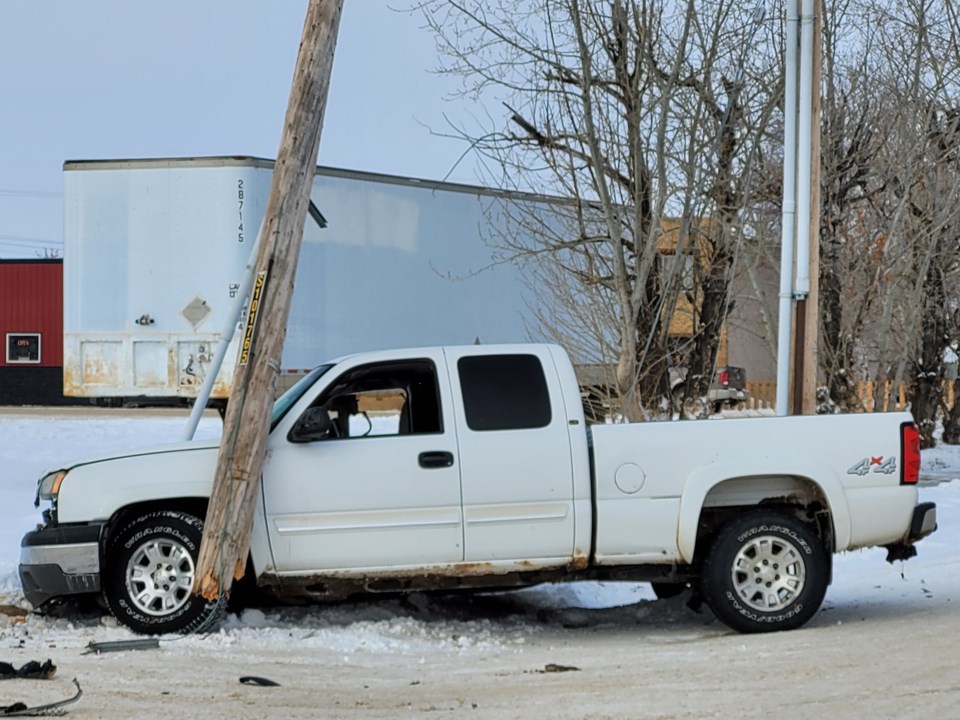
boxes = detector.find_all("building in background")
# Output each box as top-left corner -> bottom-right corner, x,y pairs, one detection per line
0,259 -> 80,405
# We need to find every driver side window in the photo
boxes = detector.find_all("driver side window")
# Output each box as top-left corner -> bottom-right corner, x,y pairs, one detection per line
335,388 -> 407,437
303,359 -> 442,440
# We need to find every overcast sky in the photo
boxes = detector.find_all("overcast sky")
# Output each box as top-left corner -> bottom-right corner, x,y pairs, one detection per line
0,1 -> 479,257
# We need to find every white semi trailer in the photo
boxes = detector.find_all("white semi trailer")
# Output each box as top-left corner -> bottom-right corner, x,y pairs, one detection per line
63,156 -> 538,403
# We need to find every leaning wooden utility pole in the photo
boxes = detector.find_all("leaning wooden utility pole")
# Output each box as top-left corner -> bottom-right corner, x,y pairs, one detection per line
799,4 -> 822,415
193,0 -> 344,601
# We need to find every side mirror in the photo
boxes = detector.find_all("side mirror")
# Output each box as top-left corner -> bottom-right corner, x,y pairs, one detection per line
288,406 -> 335,443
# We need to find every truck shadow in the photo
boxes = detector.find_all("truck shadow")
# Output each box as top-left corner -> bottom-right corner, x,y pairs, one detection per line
28,583 -> 951,640
21,584 -> 710,635
224,584 -> 725,637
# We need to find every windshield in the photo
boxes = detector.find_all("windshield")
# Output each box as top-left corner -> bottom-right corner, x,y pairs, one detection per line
270,364 -> 333,429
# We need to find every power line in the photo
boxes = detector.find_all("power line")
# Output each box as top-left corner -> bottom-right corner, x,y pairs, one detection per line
0,189 -> 62,199
0,235 -> 63,248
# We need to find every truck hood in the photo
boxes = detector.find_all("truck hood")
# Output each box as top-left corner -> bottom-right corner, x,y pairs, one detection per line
58,439 -> 221,472
54,440 -> 224,524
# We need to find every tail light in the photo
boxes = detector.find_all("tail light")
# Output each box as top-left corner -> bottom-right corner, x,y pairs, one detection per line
718,369 -> 730,388
900,422 -> 921,485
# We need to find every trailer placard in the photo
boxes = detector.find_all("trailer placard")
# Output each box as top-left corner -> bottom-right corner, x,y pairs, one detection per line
239,271 -> 267,366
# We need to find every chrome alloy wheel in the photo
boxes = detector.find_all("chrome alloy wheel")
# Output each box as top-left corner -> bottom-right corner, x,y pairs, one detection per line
731,534 -> 806,612
125,538 -> 196,617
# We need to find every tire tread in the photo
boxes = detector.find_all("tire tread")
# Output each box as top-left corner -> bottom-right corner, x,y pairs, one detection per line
700,510 -> 830,633
103,509 -> 224,635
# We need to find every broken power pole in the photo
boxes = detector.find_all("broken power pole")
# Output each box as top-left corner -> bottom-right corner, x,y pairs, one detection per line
194,0 -> 344,601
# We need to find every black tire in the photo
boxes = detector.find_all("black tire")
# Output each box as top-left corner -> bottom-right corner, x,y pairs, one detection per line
104,510 -> 223,635
700,511 -> 829,633
650,582 -> 687,600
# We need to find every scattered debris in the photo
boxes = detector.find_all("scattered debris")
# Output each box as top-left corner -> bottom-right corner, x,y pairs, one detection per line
540,664 -> 580,674
0,661 -> 56,681
1,677 -> 82,716
239,676 -> 280,687
83,639 -> 160,655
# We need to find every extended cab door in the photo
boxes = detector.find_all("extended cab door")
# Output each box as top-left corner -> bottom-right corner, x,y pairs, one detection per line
262,352 -> 463,573
443,347 -> 577,563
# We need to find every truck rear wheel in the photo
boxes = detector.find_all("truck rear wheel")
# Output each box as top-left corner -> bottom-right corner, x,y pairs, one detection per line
700,511 -> 829,633
104,510 -> 223,635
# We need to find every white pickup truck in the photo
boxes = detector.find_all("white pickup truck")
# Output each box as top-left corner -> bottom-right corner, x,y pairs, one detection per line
20,344 -> 936,635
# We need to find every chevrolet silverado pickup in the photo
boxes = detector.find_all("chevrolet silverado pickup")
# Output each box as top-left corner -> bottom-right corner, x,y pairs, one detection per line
19,343 -> 936,634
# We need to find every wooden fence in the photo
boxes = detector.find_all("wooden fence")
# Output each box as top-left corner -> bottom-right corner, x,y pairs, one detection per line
744,380 -> 955,412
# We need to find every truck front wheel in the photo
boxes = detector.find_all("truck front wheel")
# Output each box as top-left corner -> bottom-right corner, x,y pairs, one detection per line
103,510 -> 223,635
700,511 -> 829,633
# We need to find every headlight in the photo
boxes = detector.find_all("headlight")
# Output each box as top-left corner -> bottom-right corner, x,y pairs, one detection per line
35,470 -> 67,507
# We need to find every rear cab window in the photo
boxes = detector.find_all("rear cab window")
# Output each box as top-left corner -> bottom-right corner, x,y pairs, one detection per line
457,354 -> 552,431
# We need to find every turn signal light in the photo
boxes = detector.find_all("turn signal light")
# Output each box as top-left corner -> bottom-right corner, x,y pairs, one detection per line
901,423 -> 921,485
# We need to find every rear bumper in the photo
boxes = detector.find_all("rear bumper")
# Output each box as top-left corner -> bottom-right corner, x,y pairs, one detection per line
18,524 -> 103,608
706,388 -> 747,403
884,502 -> 937,562
908,502 -> 937,541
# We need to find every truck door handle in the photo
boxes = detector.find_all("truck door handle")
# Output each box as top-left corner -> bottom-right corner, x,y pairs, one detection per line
419,451 -> 454,469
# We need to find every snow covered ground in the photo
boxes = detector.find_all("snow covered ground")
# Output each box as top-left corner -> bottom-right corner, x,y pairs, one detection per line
0,409 -> 957,719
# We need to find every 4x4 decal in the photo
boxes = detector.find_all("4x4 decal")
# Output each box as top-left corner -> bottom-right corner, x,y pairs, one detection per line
847,456 -> 897,476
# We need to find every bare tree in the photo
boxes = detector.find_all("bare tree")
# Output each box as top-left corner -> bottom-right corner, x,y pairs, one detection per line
418,0 -> 778,418
807,0 -> 960,444
420,0 -> 960,441
815,0 -> 888,412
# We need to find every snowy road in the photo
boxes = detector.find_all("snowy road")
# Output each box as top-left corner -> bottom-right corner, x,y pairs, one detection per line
0,410 -> 957,718
1,584 -> 957,719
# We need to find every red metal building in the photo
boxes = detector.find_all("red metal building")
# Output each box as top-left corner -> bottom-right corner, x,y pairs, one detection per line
0,259 -> 74,405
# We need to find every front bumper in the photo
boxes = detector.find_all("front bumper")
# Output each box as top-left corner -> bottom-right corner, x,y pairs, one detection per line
18,524 -> 103,608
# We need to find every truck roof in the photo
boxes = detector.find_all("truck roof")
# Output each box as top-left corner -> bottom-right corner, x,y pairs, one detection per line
324,342 -> 563,366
